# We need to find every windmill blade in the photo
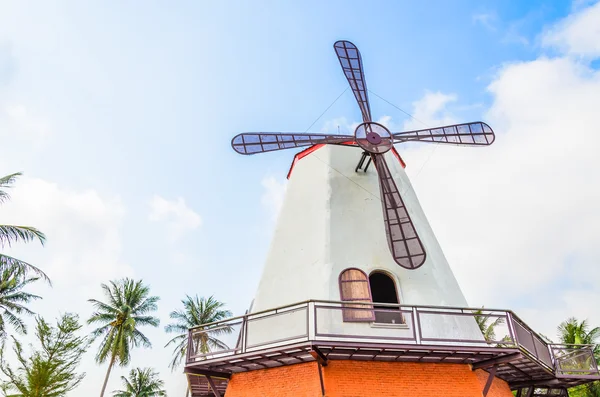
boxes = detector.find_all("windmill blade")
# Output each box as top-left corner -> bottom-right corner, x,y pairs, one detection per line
393,122 -> 495,146
334,40 -> 372,122
372,154 -> 426,269
231,133 -> 355,155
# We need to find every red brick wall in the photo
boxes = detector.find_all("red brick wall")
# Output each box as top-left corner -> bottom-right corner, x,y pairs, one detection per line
474,368 -> 514,397
225,360 -> 514,397
225,362 -> 322,397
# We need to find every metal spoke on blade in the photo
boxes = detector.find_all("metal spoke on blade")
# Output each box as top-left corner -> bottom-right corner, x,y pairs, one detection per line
231,41 -> 497,270
393,122 -> 495,146
334,40 -> 372,122
231,133 -> 355,155
372,154 -> 426,269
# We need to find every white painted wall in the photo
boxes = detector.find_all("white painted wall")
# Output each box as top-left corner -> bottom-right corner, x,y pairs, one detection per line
250,145 -> 482,341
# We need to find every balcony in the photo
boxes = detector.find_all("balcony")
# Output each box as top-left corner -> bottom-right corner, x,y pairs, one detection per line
184,300 -> 599,396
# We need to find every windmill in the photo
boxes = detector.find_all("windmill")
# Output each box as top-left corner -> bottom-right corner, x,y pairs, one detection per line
185,41 -> 600,397
231,40 -> 495,270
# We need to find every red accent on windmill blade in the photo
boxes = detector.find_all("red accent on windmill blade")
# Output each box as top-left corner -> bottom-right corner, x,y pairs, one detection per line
372,154 -> 426,269
391,147 -> 406,168
230,40 -> 499,272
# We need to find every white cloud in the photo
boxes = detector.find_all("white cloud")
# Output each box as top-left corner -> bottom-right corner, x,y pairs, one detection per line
542,1 -> 600,58
261,176 -> 287,221
0,175 -> 136,397
0,175 -> 131,286
473,12 -> 497,31
0,104 -> 49,143
402,91 -> 457,130
400,7 -> 600,338
148,195 -> 201,242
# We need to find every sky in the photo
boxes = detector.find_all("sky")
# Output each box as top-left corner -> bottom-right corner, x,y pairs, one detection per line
1,0 -> 600,395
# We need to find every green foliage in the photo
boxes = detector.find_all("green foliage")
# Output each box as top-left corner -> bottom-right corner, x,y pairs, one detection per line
88,279 -> 160,366
0,173 -> 49,283
473,307 -> 506,342
0,265 -> 42,338
164,295 -> 232,370
558,317 -> 600,397
564,383 -> 600,397
112,368 -> 166,397
0,313 -> 89,397
558,318 -> 600,353
88,279 -> 160,396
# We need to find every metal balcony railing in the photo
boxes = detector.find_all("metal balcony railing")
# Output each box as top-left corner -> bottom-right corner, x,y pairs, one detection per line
185,300 -> 599,379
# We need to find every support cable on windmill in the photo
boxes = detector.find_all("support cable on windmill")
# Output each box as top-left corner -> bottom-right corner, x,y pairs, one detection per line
231,40 -> 495,270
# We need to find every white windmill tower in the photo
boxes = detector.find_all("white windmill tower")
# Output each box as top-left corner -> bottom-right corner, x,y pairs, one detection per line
184,41 -> 600,397
232,41 -> 494,325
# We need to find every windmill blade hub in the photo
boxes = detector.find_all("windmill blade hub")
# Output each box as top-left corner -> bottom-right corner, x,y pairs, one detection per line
366,132 -> 382,145
355,122 -> 393,154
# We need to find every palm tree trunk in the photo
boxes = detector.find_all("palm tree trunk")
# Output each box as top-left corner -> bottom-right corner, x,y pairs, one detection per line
100,354 -> 116,397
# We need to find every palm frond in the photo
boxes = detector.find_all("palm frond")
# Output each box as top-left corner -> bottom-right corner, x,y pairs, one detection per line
0,173 -> 21,187
132,329 -> 152,349
0,225 -> 46,248
87,278 -> 159,373
164,323 -> 188,334
164,333 -> 186,349
0,173 -> 22,204
2,310 -> 27,335
164,294 -> 233,370
87,311 -> 119,325
87,299 -> 119,316
208,336 -> 230,351
133,315 -> 160,327
0,263 -> 43,337
112,367 -> 166,396
0,254 -> 50,283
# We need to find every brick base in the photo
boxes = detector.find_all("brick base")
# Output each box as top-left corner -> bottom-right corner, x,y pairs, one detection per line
224,361 -> 513,397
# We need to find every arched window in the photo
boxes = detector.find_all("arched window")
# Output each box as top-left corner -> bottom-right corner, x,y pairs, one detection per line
339,268 -> 375,322
369,272 -> 404,324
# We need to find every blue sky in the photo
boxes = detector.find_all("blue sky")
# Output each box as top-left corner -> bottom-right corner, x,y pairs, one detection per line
1,1 -> 600,395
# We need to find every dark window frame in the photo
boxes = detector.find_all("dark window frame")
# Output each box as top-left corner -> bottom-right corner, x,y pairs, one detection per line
369,270 -> 405,324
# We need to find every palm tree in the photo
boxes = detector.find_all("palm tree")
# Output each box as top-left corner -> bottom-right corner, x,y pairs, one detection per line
0,264 -> 42,338
473,307 -> 506,342
0,172 -> 49,282
88,279 -> 160,397
112,368 -> 166,397
557,317 -> 600,397
558,317 -> 600,350
165,296 -> 232,397
165,295 -> 232,369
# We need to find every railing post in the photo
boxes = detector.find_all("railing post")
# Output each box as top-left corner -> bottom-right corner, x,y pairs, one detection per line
186,328 -> 193,363
413,306 -> 421,344
242,314 -> 249,353
531,331 -> 539,358
506,312 -> 519,347
306,301 -> 313,341
548,344 -> 557,370
505,311 -> 516,347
